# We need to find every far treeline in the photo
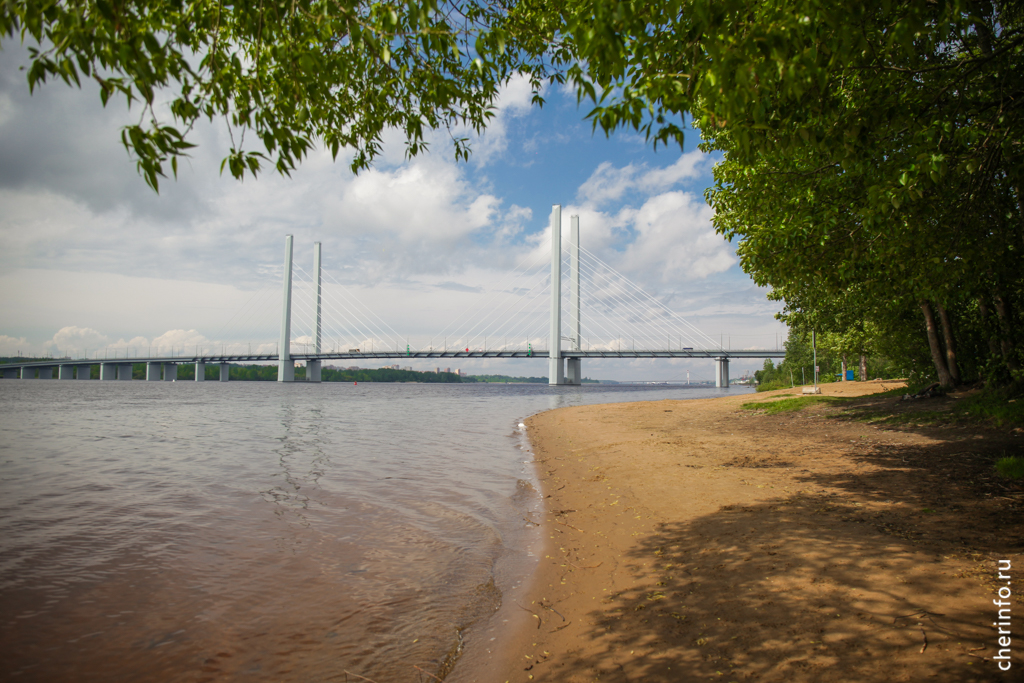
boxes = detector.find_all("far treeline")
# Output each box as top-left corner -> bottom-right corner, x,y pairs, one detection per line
0,361 -> 462,383
466,374 -> 600,383
206,365 -> 464,382
754,335 -> 904,392
0,362 -> 604,384
5,1 -> 1021,390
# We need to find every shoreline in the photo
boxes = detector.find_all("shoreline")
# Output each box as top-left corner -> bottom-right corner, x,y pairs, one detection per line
479,380 -> 1022,682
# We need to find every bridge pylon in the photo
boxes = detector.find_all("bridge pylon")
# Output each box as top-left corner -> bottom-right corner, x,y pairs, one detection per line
549,206 -> 583,386
566,214 -> 582,386
548,205 -> 563,386
307,241 -> 323,383
278,234 -> 295,382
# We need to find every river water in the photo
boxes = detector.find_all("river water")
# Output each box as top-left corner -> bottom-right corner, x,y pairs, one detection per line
0,380 -> 748,682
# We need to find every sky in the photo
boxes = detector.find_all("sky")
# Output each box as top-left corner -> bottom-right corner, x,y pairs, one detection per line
0,45 -> 785,381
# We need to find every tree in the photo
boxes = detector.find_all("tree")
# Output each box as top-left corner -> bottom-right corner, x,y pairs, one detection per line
513,0 -> 1024,387
6,1 -> 1022,386
1,0 -> 539,189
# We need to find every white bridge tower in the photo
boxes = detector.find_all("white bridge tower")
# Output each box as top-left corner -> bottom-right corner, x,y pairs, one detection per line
549,205 -> 582,386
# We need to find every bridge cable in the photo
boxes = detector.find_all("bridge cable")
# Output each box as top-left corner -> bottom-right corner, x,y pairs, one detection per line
577,246 -> 719,348
578,245 -> 721,349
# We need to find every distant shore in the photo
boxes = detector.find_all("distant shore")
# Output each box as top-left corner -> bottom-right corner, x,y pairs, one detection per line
477,380 -> 1021,682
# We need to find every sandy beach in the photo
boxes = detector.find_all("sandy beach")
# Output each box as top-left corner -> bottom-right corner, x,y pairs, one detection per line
487,381 -> 1022,682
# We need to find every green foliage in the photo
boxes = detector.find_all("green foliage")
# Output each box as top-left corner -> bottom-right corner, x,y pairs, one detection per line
223,364 -> 279,380
7,1 -> 1022,388
954,390 -> 1024,427
464,373 -> 599,383
513,0 -> 1024,389
741,395 -> 846,414
321,367 -> 463,383
203,364 -> 464,382
753,331 -> 902,391
995,456 -> 1024,481
461,374 -> 546,383
1,0 -> 540,189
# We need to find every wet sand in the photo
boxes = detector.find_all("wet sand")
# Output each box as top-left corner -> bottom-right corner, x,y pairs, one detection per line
486,381 -> 1023,682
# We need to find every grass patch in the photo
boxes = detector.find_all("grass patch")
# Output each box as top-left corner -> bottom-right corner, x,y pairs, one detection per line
995,456 -> 1024,481
741,396 -> 846,414
954,390 -> 1024,427
755,380 -> 794,392
852,409 -> 952,427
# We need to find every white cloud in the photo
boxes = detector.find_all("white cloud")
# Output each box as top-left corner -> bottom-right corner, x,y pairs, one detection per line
150,329 -> 209,354
45,326 -> 109,355
518,156 -> 733,287
576,150 -> 710,207
620,191 -> 735,281
0,334 -> 29,355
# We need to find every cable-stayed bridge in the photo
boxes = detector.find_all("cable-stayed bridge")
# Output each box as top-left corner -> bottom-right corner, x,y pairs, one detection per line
2,206 -> 784,387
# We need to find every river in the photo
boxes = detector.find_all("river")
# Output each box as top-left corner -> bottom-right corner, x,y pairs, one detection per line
0,380 -> 750,682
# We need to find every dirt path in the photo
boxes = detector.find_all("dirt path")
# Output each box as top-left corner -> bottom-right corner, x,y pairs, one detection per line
483,381 -> 1023,682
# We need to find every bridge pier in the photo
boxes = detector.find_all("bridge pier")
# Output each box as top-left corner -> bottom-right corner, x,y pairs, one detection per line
163,363 -> 176,381
19,367 -> 32,379
566,358 -> 581,385
77,365 -> 91,380
146,362 -> 162,381
3,368 -> 18,379
307,360 -> 321,382
118,363 -> 133,380
219,363 -> 230,382
195,362 -> 205,381
36,366 -> 54,379
715,357 -> 730,388
59,365 -> 74,380
100,363 -> 117,380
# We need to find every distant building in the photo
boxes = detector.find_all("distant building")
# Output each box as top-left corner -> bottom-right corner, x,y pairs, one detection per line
347,366 -> 361,371
402,366 -> 412,371
444,367 -> 451,374
435,367 -> 440,374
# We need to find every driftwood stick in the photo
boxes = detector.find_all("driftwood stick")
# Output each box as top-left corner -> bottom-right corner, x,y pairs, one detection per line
516,602 -> 542,629
412,664 -> 444,682
553,518 -> 584,532
566,559 -> 603,570
893,610 -> 945,621
543,603 -> 567,621
343,671 -> 379,683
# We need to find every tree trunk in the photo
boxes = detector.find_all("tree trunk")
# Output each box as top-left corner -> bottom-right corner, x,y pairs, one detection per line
978,297 -> 1001,359
860,354 -> 867,381
921,301 -> 954,388
935,303 -> 961,384
994,292 -> 1021,372
841,355 -> 847,381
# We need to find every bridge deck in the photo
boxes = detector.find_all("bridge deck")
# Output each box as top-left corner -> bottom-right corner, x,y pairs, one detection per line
2,349 -> 784,369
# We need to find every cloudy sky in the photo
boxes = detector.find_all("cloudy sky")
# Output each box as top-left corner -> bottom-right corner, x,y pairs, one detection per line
0,45 -> 784,381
